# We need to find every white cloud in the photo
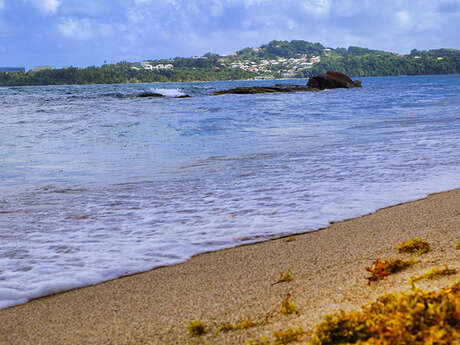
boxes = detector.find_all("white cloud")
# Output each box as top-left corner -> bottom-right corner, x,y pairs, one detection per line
0,0 -> 4,10
25,0 -> 61,14
58,17 -> 112,40
301,0 -> 331,17
396,10 -> 413,29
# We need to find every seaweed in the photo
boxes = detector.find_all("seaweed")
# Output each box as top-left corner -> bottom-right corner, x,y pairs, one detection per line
310,280 -> 460,344
272,327 -> 308,344
283,237 -> 296,243
187,320 -> 206,336
410,265 -> 457,283
396,237 -> 430,255
272,269 -> 294,285
246,336 -> 271,345
235,236 -> 252,242
365,258 -> 417,284
217,319 -> 257,333
277,293 -> 299,315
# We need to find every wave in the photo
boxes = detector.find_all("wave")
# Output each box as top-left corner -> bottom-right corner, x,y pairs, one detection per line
149,88 -> 186,97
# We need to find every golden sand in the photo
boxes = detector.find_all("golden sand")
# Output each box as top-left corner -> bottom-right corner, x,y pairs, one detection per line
1,189 -> 459,344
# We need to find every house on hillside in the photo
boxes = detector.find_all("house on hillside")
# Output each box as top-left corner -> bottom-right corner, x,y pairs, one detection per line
140,61 -> 154,70
33,66 -> 54,72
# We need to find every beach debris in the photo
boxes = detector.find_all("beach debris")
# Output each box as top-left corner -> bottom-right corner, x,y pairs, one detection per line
234,236 -> 252,242
310,279 -> 460,345
283,237 -> 296,243
277,293 -> 299,315
456,238 -> 460,250
187,320 -> 207,336
396,237 -> 430,255
365,258 -> 417,284
217,319 -> 258,333
409,265 -> 457,283
272,327 -> 308,344
246,336 -> 271,345
272,269 -> 294,285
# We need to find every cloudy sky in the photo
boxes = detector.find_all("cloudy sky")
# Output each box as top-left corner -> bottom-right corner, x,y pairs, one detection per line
0,0 -> 459,69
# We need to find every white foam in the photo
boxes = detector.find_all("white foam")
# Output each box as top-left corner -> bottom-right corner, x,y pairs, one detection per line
1,75 -> 459,310
149,88 -> 186,97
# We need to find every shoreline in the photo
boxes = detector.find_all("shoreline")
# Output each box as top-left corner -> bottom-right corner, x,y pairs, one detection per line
1,188 -> 460,344
1,73 -> 459,88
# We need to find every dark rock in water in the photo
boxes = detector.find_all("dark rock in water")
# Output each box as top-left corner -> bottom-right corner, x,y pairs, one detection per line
136,92 -> 191,98
307,71 -> 362,90
137,92 -> 164,98
214,84 -> 319,95
214,71 -> 361,95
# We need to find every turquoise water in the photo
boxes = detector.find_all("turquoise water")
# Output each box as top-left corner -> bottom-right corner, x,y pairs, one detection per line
0,75 -> 459,308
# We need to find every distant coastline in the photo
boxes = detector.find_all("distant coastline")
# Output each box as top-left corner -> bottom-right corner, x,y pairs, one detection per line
1,40 -> 459,87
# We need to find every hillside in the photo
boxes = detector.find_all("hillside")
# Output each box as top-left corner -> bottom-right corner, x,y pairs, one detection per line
0,40 -> 459,86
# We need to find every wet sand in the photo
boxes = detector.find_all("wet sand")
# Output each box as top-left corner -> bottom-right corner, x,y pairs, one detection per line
1,188 -> 459,345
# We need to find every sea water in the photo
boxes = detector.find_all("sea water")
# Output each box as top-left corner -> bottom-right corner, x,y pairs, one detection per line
0,75 -> 459,309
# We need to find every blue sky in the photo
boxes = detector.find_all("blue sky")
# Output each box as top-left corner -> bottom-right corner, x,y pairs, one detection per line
0,0 -> 459,69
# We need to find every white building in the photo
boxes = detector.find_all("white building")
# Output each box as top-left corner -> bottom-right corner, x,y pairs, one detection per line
141,61 -> 153,70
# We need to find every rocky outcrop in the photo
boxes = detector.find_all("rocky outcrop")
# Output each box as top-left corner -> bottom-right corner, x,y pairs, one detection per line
307,71 -> 362,90
214,84 -> 319,95
136,92 -> 164,98
136,92 -> 191,98
214,71 -> 361,95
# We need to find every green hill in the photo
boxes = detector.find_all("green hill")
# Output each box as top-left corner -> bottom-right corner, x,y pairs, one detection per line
0,40 -> 459,86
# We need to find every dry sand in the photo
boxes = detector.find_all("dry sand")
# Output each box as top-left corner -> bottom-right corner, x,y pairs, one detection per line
1,188 -> 460,345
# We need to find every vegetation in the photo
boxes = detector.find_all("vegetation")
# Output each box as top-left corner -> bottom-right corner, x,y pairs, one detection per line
246,336 -> 271,345
283,237 -> 296,243
0,62 -> 254,87
185,233 -> 460,345
410,266 -> 457,283
217,319 -> 258,333
187,320 -> 207,336
276,293 -> 299,315
365,258 -> 417,284
1,41 -> 459,86
272,327 -> 308,344
397,238 -> 430,255
310,280 -> 460,344
272,270 -> 294,285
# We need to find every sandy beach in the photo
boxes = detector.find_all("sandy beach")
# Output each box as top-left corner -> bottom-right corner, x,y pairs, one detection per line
1,188 -> 459,345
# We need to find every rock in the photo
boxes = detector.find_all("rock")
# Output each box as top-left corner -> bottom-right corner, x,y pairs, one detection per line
136,92 -> 191,98
214,84 -> 319,95
137,92 -> 164,98
307,71 -> 362,90
213,71 -> 362,95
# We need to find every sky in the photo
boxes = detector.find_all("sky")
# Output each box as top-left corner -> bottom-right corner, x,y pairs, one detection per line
0,0 -> 459,69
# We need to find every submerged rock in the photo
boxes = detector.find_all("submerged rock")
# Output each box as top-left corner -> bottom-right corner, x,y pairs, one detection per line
214,84 -> 319,95
307,71 -> 362,90
136,92 -> 164,98
136,92 -> 191,98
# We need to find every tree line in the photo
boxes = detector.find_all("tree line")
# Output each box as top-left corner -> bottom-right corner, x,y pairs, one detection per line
0,42 -> 458,86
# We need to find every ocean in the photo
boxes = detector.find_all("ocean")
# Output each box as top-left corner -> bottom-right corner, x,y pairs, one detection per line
0,75 -> 459,309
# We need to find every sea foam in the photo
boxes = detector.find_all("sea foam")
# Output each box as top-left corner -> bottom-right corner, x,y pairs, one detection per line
0,75 -> 459,310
